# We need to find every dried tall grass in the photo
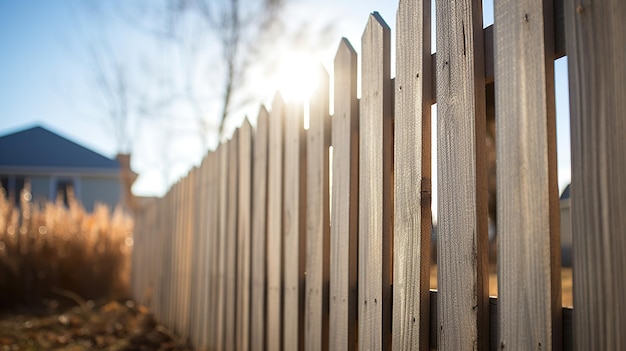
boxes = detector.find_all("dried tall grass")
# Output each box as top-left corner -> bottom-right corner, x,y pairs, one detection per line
0,182 -> 133,309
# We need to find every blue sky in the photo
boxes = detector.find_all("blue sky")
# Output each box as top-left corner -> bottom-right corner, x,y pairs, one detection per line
0,0 -> 570,198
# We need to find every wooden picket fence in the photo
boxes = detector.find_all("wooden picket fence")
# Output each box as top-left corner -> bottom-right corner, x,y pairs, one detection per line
132,0 -> 626,349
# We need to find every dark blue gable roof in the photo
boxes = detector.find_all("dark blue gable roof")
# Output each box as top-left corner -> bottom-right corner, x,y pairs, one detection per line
0,126 -> 119,170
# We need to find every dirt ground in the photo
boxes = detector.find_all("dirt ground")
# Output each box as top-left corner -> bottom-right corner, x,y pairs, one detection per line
0,299 -> 191,351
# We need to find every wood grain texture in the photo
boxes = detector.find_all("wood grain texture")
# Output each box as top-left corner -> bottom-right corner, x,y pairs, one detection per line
283,102 -> 306,351
205,152 -> 219,350
305,66 -> 330,351
393,0 -> 432,349
251,107 -> 270,351
329,38 -> 358,351
267,95 -> 285,351
216,144 -> 229,350
225,133 -> 240,351
563,0 -> 626,349
237,121 -> 253,351
435,0 -> 489,350
359,12 -> 393,351
190,166 -> 201,346
494,0 -> 561,350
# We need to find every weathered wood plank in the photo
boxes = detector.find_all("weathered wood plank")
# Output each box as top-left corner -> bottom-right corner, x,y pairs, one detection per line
190,166 -> 202,347
203,152 -> 217,350
225,133 -> 240,351
329,38 -> 359,351
305,66 -> 331,351
564,0 -> 626,349
393,0 -> 432,349
494,0 -> 561,350
435,0 -> 489,349
429,0 -> 567,102
428,292 -> 573,350
237,121 -> 253,351
283,102 -> 306,351
251,107 -> 270,351
267,95 -> 285,351
359,12 -> 393,351
207,151 -> 220,350
216,144 -> 229,350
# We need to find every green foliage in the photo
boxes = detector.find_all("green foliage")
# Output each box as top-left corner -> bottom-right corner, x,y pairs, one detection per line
0,183 -> 133,309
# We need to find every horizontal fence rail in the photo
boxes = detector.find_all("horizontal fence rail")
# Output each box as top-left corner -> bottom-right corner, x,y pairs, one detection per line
132,0 -> 625,350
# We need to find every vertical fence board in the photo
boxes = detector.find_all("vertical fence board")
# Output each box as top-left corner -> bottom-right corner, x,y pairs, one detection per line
283,102 -> 306,351
172,181 -> 181,332
190,166 -> 201,346
225,133 -> 240,351
329,38 -> 359,351
207,151 -> 220,350
252,107 -> 270,351
201,154 -> 213,350
359,12 -> 393,351
564,0 -> 626,349
305,66 -> 331,351
267,95 -> 285,351
183,170 -> 194,340
494,0 -> 561,349
393,0 -> 432,349
237,121 -> 253,351
216,144 -> 229,350
435,0 -> 489,349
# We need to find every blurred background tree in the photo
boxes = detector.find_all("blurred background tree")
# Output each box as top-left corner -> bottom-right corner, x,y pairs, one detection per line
75,0 -> 335,192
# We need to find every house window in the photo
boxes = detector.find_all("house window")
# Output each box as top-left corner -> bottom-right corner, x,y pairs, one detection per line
0,175 -> 26,206
56,179 -> 74,207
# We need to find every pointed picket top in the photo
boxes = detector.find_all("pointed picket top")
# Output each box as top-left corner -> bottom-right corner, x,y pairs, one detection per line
364,11 -> 391,37
336,37 -> 357,63
330,33 -> 359,351
271,92 -> 285,115
359,8 -> 393,351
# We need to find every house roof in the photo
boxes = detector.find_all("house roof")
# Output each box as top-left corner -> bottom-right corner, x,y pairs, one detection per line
560,183 -> 571,200
0,126 -> 120,173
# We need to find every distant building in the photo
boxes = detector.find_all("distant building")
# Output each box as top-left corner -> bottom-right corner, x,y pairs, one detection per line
560,183 -> 571,266
0,125 -> 134,212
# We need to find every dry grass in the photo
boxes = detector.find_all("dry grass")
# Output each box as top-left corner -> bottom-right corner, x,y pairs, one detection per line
0,182 -> 133,309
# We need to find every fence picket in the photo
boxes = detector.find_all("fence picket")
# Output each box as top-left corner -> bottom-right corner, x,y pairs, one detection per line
207,151 -> 220,350
435,0 -> 489,349
494,0 -> 561,349
216,144 -> 229,350
305,66 -> 331,351
237,121 -> 253,351
359,12 -> 393,351
329,38 -> 358,351
393,0 -> 432,349
564,0 -> 626,348
251,107 -> 270,351
128,2 -> 623,349
267,94 -> 285,351
225,133 -> 240,351
283,101 -> 306,351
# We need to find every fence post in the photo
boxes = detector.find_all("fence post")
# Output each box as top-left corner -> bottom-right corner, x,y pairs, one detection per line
435,0 -> 489,349
564,0 -> 626,349
393,0 -> 432,349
